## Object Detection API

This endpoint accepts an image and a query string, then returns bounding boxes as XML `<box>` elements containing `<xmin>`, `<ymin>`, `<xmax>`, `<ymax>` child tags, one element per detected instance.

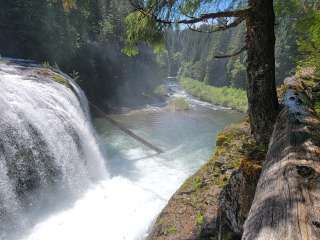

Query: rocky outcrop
<box><xmin>147</xmin><ymin>122</ymin><xmax>265</xmax><ymax>240</ymax></box>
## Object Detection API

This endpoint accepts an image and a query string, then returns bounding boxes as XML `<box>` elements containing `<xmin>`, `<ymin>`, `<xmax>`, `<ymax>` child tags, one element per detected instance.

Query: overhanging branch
<box><xmin>214</xmin><ymin>46</ymin><xmax>247</xmax><ymax>59</ymax></box>
<box><xmin>187</xmin><ymin>16</ymin><xmax>245</xmax><ymax>33</ymax></box>
<box><xmin>128</xmin><ymin>0</ymin><xmax>251</xmax><ymax>26</ymax></box>
<box><xmin>154</xmin><ymin>8</ymin><xmax>250</xmax><ymax>25</ymax></box>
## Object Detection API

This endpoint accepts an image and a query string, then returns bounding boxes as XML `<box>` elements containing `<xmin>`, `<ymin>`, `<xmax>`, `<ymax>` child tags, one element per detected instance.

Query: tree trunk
<box><xmin>242</xmin><ymin>77</ymin><xmax>320</xmax><ymax>240</ymax></box>
<box><xmin>246</xmin><ymin>0</ymin><xmax>279</xmax><ymax>146</ymax></box>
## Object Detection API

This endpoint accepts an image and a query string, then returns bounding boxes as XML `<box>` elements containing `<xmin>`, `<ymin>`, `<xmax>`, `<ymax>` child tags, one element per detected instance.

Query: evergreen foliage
<box><xmin>297</xmin><ymin>6</ymin><xmax>320</xmax><ymax>72</ymax></box>
<box><xmin>164</xmin><ymin>0</ymin><xmax>308</xmax><ymax>90</ymax></box>
<box><xmin>0</xmin><ymin>0</ymin><xmax>163</xmax><ymax>106</ymax></box>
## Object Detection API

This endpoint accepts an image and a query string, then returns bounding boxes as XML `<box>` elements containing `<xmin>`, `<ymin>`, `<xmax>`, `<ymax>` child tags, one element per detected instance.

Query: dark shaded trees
<box><xmin>0</xmin><ymin>0</ymin><xmax>163</xmax><ymax>107</ymax></box>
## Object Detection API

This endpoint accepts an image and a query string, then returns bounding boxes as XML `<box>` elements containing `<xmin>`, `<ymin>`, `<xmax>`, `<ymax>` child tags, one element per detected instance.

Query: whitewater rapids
<box><xmin>0</xmin><ymin>60</ymin><xmax>106</xmax><ymax>239</ymax></box>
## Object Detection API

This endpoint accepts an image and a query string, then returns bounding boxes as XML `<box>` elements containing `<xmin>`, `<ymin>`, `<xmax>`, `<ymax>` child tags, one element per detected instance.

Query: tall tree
<box><xmin>125</xmin><ymin>0</ymin><xmax>280</xmax><ymax>146</ymax></box>
<box><xmin>245</xmin><ymin>0</ymin><xmax>279</xmax><ymax>146</ymax></box>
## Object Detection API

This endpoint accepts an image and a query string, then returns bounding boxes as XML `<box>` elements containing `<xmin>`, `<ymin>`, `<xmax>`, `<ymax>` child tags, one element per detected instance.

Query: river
<box><xmin>20</xmin><ymin>82</ymin><xmax>243</xmax><ymax>240</ymax></box>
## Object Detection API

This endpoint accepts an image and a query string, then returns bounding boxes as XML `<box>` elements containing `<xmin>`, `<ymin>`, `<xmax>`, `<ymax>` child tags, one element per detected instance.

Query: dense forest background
<box><xmin>0</xmin><ymin>0</ymin><xmax>319</xmax><ymax>106</ymax></box>
<box><xmin>0</xmin><ymin>0</ymin><xmax>163</xmax><ymax>108</ymax></box>
<box><xmin>163</xmin><ymin>9</ymin><xmax>298</xmax><ymax>89</ymax></box>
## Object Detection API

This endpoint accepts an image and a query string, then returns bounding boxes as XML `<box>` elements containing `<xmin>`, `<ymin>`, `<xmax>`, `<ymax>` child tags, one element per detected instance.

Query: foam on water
<box><xmin>0</xmin><ymin>61</ymin><xmax>242</xmax><ymax>240</ymax></box>
<box><xmin>0</xmin><ymin>61</ymin><xmax>106</xmax><ymax>239</ymax></box>
<box><xmin>22</xmin><ymin>148</ymin><xmax>187</xmax><ymax>240</ymax></box>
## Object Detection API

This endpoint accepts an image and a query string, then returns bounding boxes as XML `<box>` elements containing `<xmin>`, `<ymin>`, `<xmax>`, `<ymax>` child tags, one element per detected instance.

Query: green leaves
<box><xmin>296</xmin><ymin>6</ymin><xmax>320</xmax><ymax>71</ymax></box>
<box><xmin>179</xmin><ymin>0</ymin><xmax>201</xmax><ymax>15</ymax></box>
<box><xmin>274</xmin><ymin>0</ymin><xmax>300</xmax><ymax>16</ymax></box>
<box><xmin>123</xmin><ymin>11</ymin><xmax>165</xmax><ymax>56</ymax></box>
<box><xmin>274</xmin><ymin>0</ymin><xmax>320</xmax><ymax>72</ymax></box>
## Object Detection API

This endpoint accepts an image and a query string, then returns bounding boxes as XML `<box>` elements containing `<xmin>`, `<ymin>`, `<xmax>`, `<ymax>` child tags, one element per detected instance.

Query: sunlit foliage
<box><xmin>124</xmin><ymin>0</ymin><xmax>248</xmax><ymax>55</ymax></box>
<box><xmin>275</xmin><ymin>0</ymin><xmax>320</xmax><ymax>72</ymax></box>
<box><xmin>297</xmin><ymin>8</ymin><xmax>320</xmax><ymax>71</ymax></box>
<box><xmin>123</xmin><ymin>12</ymin><xmax>165</xmax><ymax>56</ymax></box>
<box><xmin>180</xmin><ymin>77</ymin><xmax>248</xmax><ymax>111</ymax></box>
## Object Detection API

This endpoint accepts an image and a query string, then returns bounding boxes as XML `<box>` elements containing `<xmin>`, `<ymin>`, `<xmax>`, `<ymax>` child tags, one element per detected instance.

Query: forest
<box><xmin>0</xmin><ymin>0</ymin><xmax>163</xmax><ymax>108</ymax></box>
<box><xmin>0</xmin><ymin>0</ymin><xmax>320</xmax><ymax>240</ymax></box>
<box><xmin>1</xmin><ymin>1</ymin><xmax>318</xmax><ymax>104</ymax></box>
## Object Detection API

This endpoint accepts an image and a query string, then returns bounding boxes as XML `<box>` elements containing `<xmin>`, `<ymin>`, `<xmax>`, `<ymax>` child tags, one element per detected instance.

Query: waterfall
<box><xmin>0</xmin><ymin>60</ymin><xmax>107</xmax><ymax>239</ymax></box>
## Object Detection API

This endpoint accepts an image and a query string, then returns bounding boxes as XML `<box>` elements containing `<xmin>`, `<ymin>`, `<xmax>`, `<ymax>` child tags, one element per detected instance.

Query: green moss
<box><xmin>51</xmin><ymin>73</ymin><xmax>71</xmax><ymax>88</ymax></box>
<box><xmin>196</xmin><ymin>213</ymin><xmax>204</xmax><ymax>226</ymax></box>
<box><xmin>192</xmin><ymin>176</ymin><xmax>204</xmax><ymax>191</ymax></box>
<box><xmin>165</xmin><ymin>226</ymin><xmax>177</xmax><ymax>235</ymax></box>
<box><xmin>209</xmin><ymin>122</ymin><xmax>265</xmax><ymax>187</ymax></box>
<box><xmin>216</xmin><ymin>134</ymin><xmax>229</xmax><ymax>147</ymax></box>
<box><xmin>315</xmin><ymin>100</ymin><xmax>320</xmax><ymax>116</ymax></box>
<box><xmin>168</xmin><ymin>97</ymin><xmax>190</xmax><ymax>111</ymax></box>
<box><xmin>157</xmin><ymin>218</ymin><xmax>166</xmax><ymax>226</ymax></box>
<box><xmin>35</xmin><ymin>69</ymin><xmax>71</xmax><ymax>89</ymax></box>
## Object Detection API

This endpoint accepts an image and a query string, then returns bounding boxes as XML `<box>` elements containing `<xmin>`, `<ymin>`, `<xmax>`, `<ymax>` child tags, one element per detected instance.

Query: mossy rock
<box><xmin>239</xmin><ymin>159</ymin><xmax>262</xmax><ymax>179</ymax></box>
<box><xmin>52</xmin><ymin>73</ymin><xmax>71</xmax><ymax>88</ymax></box>
<box><xmin>34</xmin><ymin>69</ymin><xmax>71</xmax><ymax>89</ymax></box>
<box><xmin>168</xmin><ymin>97</ymin><xmax>190</xmax><ymax>111</ymax></box>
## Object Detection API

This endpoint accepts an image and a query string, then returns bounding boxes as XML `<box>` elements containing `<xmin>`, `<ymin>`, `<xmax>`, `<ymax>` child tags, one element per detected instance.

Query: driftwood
<box><xmin>242</xmin><ymin>77</ymin><xmax>320</xmax><ymax>240</ymax></box>
<box><xmin>90</xmin><ymin>103</ymin><xmax>164</xmax><ymax>154</ymax></box>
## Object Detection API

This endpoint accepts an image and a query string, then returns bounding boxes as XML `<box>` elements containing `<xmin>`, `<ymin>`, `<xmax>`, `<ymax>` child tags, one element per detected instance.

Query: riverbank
<box><xmin>179</xmin><ymin>77</ymin><xmax>247</xmax><ymax>112</ymax></box>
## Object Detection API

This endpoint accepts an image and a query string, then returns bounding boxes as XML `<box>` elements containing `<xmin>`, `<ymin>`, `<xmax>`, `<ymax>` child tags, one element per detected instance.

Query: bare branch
<box><xmin>128</xmin><ymin>0</ymin><xmax>251</xmax><ymax>26</ymax></box>
<box><xmin>214</xmin><ymin>46</ymin><xmax>247</xmax><ymax>59</ymax></box>
<box><xmin>154</xmin><ymin>8</ymin><xmax>250</xmax><ymax>25</ymax></box>
<box><xmin>187</xmin><ymin>16</ymin><xmax>245</xmax><ymax>33</ymax></box>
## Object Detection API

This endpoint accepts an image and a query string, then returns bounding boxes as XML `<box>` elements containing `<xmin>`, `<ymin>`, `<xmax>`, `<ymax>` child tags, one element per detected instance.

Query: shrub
<box><xmin>179</xmin><ymin>77</ymin><xmax>247</xmax><ymax>112</ymax></box>
<box><xmin>196</xmin><ymin>213</ymin><xmax>204</xmax><ymax>226</ymax></box>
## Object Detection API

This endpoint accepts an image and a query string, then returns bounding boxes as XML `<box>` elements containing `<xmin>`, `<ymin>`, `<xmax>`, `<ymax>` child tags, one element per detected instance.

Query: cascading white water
<box><xmin>0</xmin><ymin>60</ymin><xmax>243</xmax><ymax>240</ymax></box>
<box><xmin>0</xmin><ymin>61</ymin><xmax>107</xmax><ymax>239</ymax></box>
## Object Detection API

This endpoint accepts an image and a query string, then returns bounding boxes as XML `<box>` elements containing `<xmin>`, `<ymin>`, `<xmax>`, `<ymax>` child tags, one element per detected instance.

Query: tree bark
<box><xmin>246</xmin><ymin>0</ymin><xmax>279</xmax><ymax>146</ymax></box>
<box><xmin>242</xmin><ymin>77</ymin><xmax>320</xmax><ymax>240</ymax></box>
